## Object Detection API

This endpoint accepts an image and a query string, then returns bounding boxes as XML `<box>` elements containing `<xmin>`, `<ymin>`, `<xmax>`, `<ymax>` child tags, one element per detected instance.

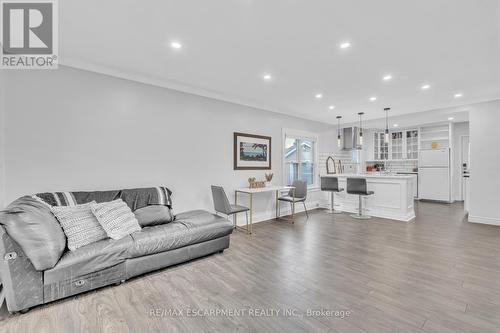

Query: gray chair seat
<box><xmin>278</xmin><ymin>196</ymin><xmax>306</xmax><ymax>202</ymax></box>
<box><xmin>44</xmin><ymin>236</ymin><xmax>134</xmax><ymax>284</ymax></box>
<box><xmin>128</xmin><ymin>210</ymin><xmax>233</xmax><ymax>258</ymax></box>
<box><xmin>230</xmin><ymin>204</ymin><xmax>249</xmax><ymax>214</ymax></box>
<box><xmin>348</xmin><ymin>190</ymin><xmax>374</xmax><ymax>195</ymax></box>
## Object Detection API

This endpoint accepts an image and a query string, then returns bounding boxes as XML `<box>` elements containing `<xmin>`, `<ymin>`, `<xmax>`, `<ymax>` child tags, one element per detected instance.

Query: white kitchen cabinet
<box><xmin>398</xmin><ymin>173</ymin><xmax>418</xmax><ymax>198</ymax></box>
<box><xmin>406</xmin><ymin>130</ymin><xmax>419</xmax><ymax>159</ymax></box>
<box><xmin>373</xmin><ymin>129</ymin><xmax>418</xmax><ymax>161</ymax></box>
<box><xmin>391</xmin><ymin>132</ymin><xmax>404</xmax><ymax>159</ymax></box>
<box><xmin>410</xmin><ymin>174</ymin><xmax>418</xmax><ymax>198</ymax></box>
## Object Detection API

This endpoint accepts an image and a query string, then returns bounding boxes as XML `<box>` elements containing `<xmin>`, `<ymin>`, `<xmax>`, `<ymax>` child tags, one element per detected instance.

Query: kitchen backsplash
<box><xmin>319</xmin><ymin>152</ymin><xmax>359</xmax><ymax>175</ymax></box>
<box><xmin>366</xmin><ymin>159</ymin><xmax>418</xmax><ymax>173</ymax></box>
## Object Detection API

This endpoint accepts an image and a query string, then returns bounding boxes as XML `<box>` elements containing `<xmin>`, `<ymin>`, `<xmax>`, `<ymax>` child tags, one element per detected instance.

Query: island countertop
<box><xmin>321</xmin><ymin>173</ymin><xmax>414</xmax><ymax>179</ymax></box>
<box><xmin>321</xmin><ymin>173</ymin><xmax>415</xmax><ymax>222</ymax></box>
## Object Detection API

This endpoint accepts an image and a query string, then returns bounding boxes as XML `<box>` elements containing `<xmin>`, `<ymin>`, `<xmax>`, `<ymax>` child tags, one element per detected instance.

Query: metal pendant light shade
<box><xmin>336</xmin><ymin>116</ymin><xmax>342</xmax><ymax>147</ymax></box>
<box><xmin>384</xmin><ymin>107</ymin><xmax>391</xmax><ymax>143</ymax></box>
<box><xmin>358</xmin><ymin>112</ymin><xmax>364</xmax><ymax>146</ymax></box>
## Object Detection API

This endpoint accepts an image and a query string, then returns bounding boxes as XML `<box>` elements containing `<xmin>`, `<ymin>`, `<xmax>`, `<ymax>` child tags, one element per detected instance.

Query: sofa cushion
<box><xmin>91</xmin><ymin>199</ymin><xmax>141</xmax><ymax>240</ymax></box>
<box><xmin>0</xmin><ymin>196</ymin><xmax>66</xmax><ymax>270</ymax></box>
<box><xmin>44</xmin><ymin>236</ymin><xmax>133</xmax><ymax>284</ymax></box>
<box><xmin>129</xmin><ymin>210</ymin><xmax>233</xmax><ymax>258</ymax></box>
<box><xmin>51</xmin><ymin>202</ymin><xmax>108</xmax><ymax>251</ymax></box>
<box><xmin>134</xmin><ymin>205</ymin><xmax>174</xmax><ymax>227</ymax></box>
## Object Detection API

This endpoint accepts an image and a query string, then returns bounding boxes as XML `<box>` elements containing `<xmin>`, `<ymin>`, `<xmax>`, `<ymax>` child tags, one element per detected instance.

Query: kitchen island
<box><xmin>322</xmin><ymin>173</ymin><xmax>416</xmax><ymax>221</ymax></box>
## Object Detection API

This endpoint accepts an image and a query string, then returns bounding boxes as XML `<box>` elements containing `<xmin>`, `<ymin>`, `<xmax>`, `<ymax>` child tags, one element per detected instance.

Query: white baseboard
<box><xmin>234</xmin><ymin>201</ymin><xmax>320</xmax><ymax>226</ymax></box>
<box><xmin>468</xmin><ymin>215</ymin><xmax>500</xmax><ymax>226</ymax></box>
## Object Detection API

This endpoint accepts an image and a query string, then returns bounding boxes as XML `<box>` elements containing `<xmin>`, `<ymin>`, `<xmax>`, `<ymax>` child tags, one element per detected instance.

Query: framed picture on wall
<box><xmin>233</xmin><ymin>132</ymin><xmax>272</xmax><ymax>170</ymax></box>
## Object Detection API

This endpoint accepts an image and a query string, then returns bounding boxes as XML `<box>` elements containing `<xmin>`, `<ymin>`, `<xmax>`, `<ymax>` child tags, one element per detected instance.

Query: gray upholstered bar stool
<box><xmin>346</xmin><ymin>178</ymin><xmax>374</xmax><ymax>219</ymax></box>
<box><xmin>320</xmin><ymin>177</ymin><xmax>344</xmax><ymax>214</ymax></box>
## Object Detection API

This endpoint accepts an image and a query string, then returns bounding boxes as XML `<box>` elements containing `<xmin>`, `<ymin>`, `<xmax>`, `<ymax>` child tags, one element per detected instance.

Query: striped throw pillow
<box><xmin>91</xmin><ymin>199</ymin><xmax>141</xmax><ymax>240</ymax></box>
<box><xmin>51</xmin><ymin>201</ymin><xmax>108</xmax><ymax>251</ymax></box>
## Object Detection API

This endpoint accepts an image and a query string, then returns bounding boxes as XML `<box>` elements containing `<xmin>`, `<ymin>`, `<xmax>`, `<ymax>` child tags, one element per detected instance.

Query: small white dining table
<box><xmin>234</xmin><ymin>185</ymin><xmax>295</xmax><ymax>234</ymax></box>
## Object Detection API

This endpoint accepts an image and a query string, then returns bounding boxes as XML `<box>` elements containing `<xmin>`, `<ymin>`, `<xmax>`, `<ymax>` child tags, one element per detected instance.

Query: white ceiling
<box><xmin>60</xmin><ymin>0</ymin><xmax>500</xmax><ymax>124</ymax></box>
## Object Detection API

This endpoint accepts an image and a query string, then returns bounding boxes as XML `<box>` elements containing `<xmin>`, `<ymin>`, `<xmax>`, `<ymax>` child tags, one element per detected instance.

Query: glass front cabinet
<box><xmin>373</xmin><ymin>129</ymin><xmax>418</xmax><ymax>160</ymax></box>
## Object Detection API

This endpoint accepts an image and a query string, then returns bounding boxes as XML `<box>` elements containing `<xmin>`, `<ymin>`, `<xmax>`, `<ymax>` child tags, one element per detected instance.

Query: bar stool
<box><xmin>320</xmin><ymin>177</ymin><xmax>344</xmax><ymax>214</ymax></box>
<box><xmin>346</xmin><ymin>178</ymin><xmax>374</xmax><ymax>219</ymax></box>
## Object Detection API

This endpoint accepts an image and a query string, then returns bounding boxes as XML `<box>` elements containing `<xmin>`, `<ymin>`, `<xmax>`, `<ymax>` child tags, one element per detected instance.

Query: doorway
<box><xmin>460</xmin><ymin>135</ymin><xmax>470</xmax><ymax>200</ymax></box>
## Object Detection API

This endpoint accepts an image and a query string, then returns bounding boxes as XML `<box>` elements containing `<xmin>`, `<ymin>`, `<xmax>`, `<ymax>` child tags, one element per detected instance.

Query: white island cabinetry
<box><xmin>322</xmin><ymin>174</ymin><xmax>415</xmax><ymax>222</ymax></box>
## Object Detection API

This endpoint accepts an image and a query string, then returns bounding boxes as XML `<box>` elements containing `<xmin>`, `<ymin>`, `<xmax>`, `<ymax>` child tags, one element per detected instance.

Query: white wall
<box><xmin>468</xmin><ymin>100</ymin><xmax>500</xmax><ymax>225</ymax></box>
<box><xmin>3</xmin><ymin>66</ymin><xmax>335</xmax><ymax>224</ymax></box>
<box><xmin>452</xmin><ymin>122</ymin><xmax>469</xmax><ymax>201</ymax></box>
<box><xmin>0</xmin><ymin>73</ymin><xmax>5</xmax><ymax>207</ymax></box>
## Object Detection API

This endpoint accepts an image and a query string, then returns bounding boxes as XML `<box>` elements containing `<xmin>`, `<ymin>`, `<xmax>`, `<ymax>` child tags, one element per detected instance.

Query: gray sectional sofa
<box><xmin>0</xmin><ymin>187</ymin><xmax>233</xmax><ymax>313</ymax></box>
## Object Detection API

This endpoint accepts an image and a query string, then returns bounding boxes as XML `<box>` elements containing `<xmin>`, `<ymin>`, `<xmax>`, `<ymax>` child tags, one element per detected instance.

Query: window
<box><xmin>283</xmin><ymin>130</ymin><xmax>317</xmax><ymax>187</ymax></box>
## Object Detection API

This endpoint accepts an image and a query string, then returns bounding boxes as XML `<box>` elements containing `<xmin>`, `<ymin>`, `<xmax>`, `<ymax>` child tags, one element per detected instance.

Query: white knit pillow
<box><xmin>91</xmin><ymin>199</ymin><xmax>141</xmax><ymax>240</ymax></box>
<box><xmin>51</xmin><ymin>201</ymin><xmax>107</xmax><ymax>251</ymax></box>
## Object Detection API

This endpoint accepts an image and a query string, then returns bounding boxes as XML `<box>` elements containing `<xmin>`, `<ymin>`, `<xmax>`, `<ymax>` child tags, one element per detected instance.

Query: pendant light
<box><xmin>336</xmin><ymin>115</ymin><xmax>342</xmax><ymax>147</ymax></box>
<box><xmin>358</xmin><ymin>112</ymin><xmax>364</xmax><ymax>146</ymax></box>
<box><xmin>384</xmin><ymin>107</ymin><xmax>390</xmax><ymax>143</ymax></box>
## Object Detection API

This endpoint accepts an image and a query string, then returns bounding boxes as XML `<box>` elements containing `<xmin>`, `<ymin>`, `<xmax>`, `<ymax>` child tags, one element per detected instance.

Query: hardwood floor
<box><xmin>2</xmin><ymin>201</ymin><xmax>500</xmax><ymax>332</ymax></box>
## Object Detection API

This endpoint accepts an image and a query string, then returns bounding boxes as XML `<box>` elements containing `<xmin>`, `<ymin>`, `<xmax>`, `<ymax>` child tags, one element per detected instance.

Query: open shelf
<box><xmin>420</xmin><ymin>137</ymin><xmax>449</xmax><ymax>142</ymax></box>
<box><xmin>419</xmin><ymin>124</ymin><xmax>451</xmax><ymax>150</ymax></box>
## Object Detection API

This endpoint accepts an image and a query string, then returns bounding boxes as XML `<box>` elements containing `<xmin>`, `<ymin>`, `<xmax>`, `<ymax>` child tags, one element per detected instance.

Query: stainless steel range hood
<box><xmin>342</xmin><ymin>127</ymin><xmax>361</xmax><ymax>150</ymax></box>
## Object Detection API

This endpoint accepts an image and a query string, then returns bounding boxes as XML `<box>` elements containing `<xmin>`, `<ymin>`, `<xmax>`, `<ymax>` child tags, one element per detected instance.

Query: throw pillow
<box><xmin>91</xmin><ymin>199</ymin><xmax>141</xmax><ymax>240</ymax></box>
<box><xmin>51</xmin><ymin>201</ymin><xmax>107</xmax><ymax>251</ymax></box>
<box><xmin>134</xmin><ymin>205</ymin><xmax>174</xmax><ymax>227</ymax></box>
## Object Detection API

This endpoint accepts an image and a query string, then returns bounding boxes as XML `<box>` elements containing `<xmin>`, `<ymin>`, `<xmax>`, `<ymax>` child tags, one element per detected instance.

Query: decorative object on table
<box><xmin>234</xmin><ymin>132</ymin><xmax>271</xmax><ymax>170</ymax></box>
<box><xmin>265</xmin><ymin>173</ymin><xmax>274</xmax><ymax>183</ymax></box>
<box><xmin>248</xmin><ymin>177</ymin><xmax>266</xmax><ymax>188</ymax></box>
<box><xmin>326</xmin><ymin>156</ymin><xmax>336</xmax><ymax>174</ymax></box>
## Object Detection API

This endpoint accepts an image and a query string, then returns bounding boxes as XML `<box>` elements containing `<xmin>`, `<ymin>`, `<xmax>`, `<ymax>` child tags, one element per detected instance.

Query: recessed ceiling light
<box><xmin>393</xmin><ymin>124</ymin><xmax>399</xmax><ymax>127</ymax></box>
<box><xmin>263</xmin><ymin>74</ymin><xmax>272</xmax><ymax>81</ymax></box>
<box><xmin>448</xmin><ymin>117</ymin><xmax>454</xmax><ymax>121</ymax></box>
<box><xmin>383</xmin><ymin>74</ymin><xmax>392</xmax><ymax>81</ymax></box>
<box><xmin>369</xmin><ymin>96</ymin><xmax>377</xmax><ymax>101</ymax></box>
<box><xmin>421</xmin><ymin>84</ymin><xmax>431</xmax><ymax>90</ymax></box>
<box><xmin>315</xmin><ymin>93</ymin><xmax>323</xmax><ymax>99</ymax></box>
<box><xmin>328</xmin><ymin>105</ymin><xmax>335</xmax><ymax>110</ymax></box>
<box><xmin>454</xmin><ymin>93</ymin><xmax>463</xmax><ymax>98</ymax></box>
<box><xmin>170</xmin><ymin>41</ymin><xmax>182</xmax><ymax>49</ymax></box>
<box><xmin>340</xmin><ymin>42</ymin><xmax>351</xmax><ymax>49</ymax></box>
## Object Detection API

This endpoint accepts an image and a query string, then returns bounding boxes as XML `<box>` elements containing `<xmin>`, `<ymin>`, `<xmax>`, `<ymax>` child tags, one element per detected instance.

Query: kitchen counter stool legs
<box><xmin>346</xmin><ymin>178</ymin><xmax>374</xmax><ymax>219</ymax></box>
